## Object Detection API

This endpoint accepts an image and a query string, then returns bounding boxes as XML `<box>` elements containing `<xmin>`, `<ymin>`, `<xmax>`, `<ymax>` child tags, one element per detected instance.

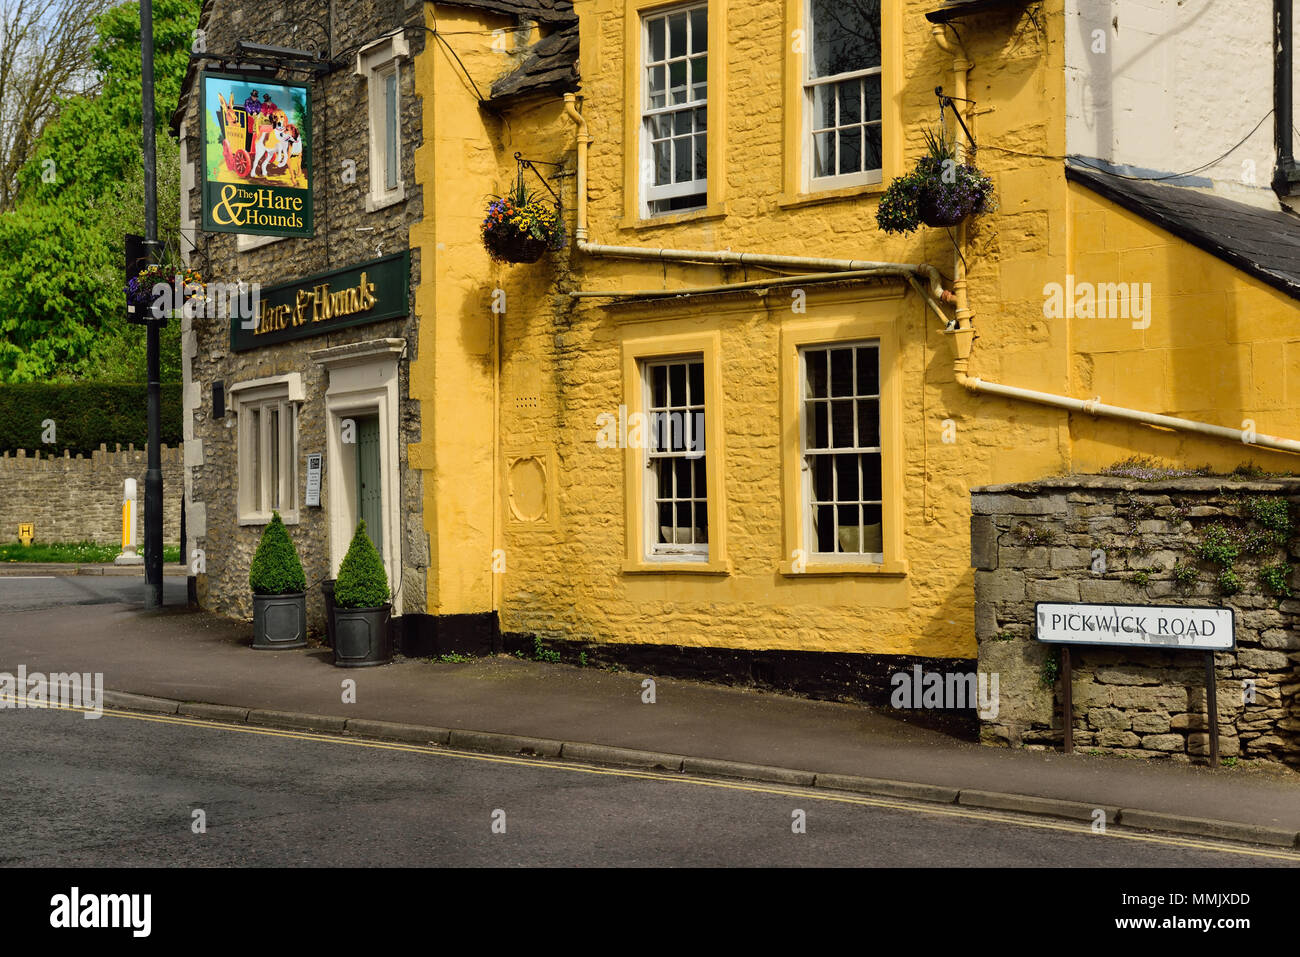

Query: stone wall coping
<box><xmin>0</xmin><ymin>444</ymin><xmax>183</xmax><ymax>471</ymax></box>
<box><xmin>972</xmin><ymin>474</ymin><xmax>1300</xmax><ymax>495</ymax></box>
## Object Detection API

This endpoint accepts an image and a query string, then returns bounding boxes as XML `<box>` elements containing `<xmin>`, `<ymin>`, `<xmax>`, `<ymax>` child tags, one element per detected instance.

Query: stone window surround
<box><xmin>355</xmin><ymin>31</ymin><xmax>410</xmax><ymax>213</ymax></box>
<box><xmin>777</xmin><ymin>296</ymin><xmax>908</xmax><ymax>577</ymax></box>
<box><xmin>777</xmin><ymin>0</ymin><xmax>902</xmax><ymax>208</ymax></box>
<box><xmin>620</xmin><ymin>328</ymin><xmax>730</xmax><ymax>576</ymax></box>
<box><xmin>309</xmin><ymin>337</ymin><xmax>406</xmax><ymax>614</ymax></box>
<box><xmin>229</xmin><ymin>372</ymin><xmax>305</xmax><ymax>526</ymax></box>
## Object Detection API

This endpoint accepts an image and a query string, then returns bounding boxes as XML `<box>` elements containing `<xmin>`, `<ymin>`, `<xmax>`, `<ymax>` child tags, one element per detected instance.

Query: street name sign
<box><xmin>1035</xmin><ymin>603</ymin><xmax>1234</xmax><ymax>650</ymax></box>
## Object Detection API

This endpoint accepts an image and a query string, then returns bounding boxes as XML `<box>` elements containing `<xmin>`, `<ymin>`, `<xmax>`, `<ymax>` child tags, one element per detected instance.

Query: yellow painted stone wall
<box><xmin>1065</xmin><ymin>184</ymin><xmax>1300</xmax><ymax>475</ymax></box>
<box><xmin>411</xmin><ymin>1</ymin><xmax>1300</xmax><ymax>661</ymax></box>
<box><xmin>410</xmin><ymin>7</ymin><xmax>580</xmax><ymax>618</ymax></box>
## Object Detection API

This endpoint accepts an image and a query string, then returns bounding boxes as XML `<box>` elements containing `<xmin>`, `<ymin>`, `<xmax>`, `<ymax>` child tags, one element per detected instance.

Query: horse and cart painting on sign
<box><xmin>200</xmin><ymin>72</ymin><xmax>313</xmax><ymax>237</ymax></box>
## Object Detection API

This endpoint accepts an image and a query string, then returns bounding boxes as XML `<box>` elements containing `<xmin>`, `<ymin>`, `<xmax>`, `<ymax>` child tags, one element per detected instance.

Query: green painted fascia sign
<box><xmin>230</xmin><ymin>252</ymin><xmax>411</xmax><ymax>351</ymax></box>
<box><xmin>200</xmin><ymin>72</ymin><xmax>313</xmax><ymax>237</ymax></box>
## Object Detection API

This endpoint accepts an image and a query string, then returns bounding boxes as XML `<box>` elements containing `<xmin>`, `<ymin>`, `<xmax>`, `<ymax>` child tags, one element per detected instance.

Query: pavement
<box><xmin>2</xmin><ymin>582</ymin><xmax>1299</xmax><ymax>849</ymax></box>
<box><xmin>0</xmin><ymin>562</ymin><xmax>189</xmax><ymax>576</ymax></box>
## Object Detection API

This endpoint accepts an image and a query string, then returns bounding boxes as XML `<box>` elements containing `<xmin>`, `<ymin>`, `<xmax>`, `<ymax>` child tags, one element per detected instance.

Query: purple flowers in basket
<box><xmin>876</xmin><ymin>127</ymin><xmax>995</xmax><ymax>234</ymax></box>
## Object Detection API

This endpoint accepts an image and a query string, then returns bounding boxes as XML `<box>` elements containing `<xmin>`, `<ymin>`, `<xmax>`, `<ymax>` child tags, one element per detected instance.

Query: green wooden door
<box><xmin>356</xmin><ymin>416</ymin><xmax>383</xmax><ymax>553</ymax></box>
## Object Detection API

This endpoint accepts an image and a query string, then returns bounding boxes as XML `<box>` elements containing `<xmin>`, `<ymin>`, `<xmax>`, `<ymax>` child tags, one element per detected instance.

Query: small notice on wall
<box><xmin>1036</xmin><ymin>603</ymin><xmax>1234</xmax><ymax>650</ymax></box>
<box><xmin>305</xmin><ymin>453</ymin><xmax>322</xmax><ymax>507</ymax></box>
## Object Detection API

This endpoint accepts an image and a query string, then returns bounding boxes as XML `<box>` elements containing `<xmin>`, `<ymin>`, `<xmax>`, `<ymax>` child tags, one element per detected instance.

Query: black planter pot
<box><xmin>251</xmin><ymin>592</ymin><xmax>308</xmax><ymax>650</ymax></box>
<box><xmin>320</xmin><ymin>579</ymin><xmax>337</xmax><ymax>648</ymax></box>
<box><xmin>483</xmin><ymin>228</ymin><xmax>547</xmax><ymax>264</ymax></box>
<box><xmin>333</xmin><ymin>603</ymin><xmax>392</xmax><ymax>667</ymax></box>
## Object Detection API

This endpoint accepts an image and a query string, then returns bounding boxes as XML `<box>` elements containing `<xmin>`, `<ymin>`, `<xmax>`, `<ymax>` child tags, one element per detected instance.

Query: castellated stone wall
<box><xmin>0</xmin><ymin>445</ymin><xmax>184</xmax><ymax>545</ymax></box>
<box><xmin>974</xmin><ymin>476</ymin><xmax>1300</xmax><ymax>767</ymax></box>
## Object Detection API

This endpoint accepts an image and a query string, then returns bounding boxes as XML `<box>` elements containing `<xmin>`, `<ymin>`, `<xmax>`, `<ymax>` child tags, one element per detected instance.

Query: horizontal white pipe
<box><xmin>569</xmin><ymin>268</ymin><xmax>916</xmax><ymax>299</ymax></box>
<box><xmin>578</xmin><ymin>240</ymin><xmax>928</xmax><ymax>275</ymax></box>
<box><xmin>956</xmin><ymin>373</ymin><xmax>1300</xmax><ymax>456</ymax></box>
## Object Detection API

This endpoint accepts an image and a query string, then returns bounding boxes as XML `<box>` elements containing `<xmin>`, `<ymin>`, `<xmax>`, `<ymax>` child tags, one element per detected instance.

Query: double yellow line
<box><xmin>7</xmin><ymin>695</ymin><xmax>1300</xmax><ymax>863</ymax></box>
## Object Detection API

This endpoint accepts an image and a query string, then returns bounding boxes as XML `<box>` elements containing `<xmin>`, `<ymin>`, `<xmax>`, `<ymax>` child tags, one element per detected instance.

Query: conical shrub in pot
<box><xmin>249</xmin><ymin>511</ymin><xmax>308</xmax><ymax>650</ymax></box>
<box><xmin>332</xmin><ymin>520</ymin><xmax>392</xmax><ymax>667</ymax></box>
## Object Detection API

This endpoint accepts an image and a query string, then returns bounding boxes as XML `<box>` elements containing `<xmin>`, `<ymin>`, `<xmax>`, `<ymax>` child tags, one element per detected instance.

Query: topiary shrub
<box><xmin>248</xmin><ymin>511</ymin><xmax>306</xmax><ymax>595</ymax></box>
<box><xmin>333</xmin><ymin>520</ymin><xmax>389</xmax><ymax>609</ymax></box>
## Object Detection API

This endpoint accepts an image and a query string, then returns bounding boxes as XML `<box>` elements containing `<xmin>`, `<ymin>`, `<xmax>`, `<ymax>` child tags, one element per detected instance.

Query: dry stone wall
<box><xmin>0</xmin><ymin>445</ymin><xmax>183</xmax><ymax>545</ymax></box>
<box><xmin>973</xmin><ymin>475</ymin><xmax>1300</xmax><ymax>767</ymax></box>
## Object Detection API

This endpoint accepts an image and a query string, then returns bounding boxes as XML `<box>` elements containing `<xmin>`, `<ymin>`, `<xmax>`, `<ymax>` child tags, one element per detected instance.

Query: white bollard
<box><xmin>114</xmin><ymin>477</ymin><xmax>143</xmax><ymax>565</ymax></box>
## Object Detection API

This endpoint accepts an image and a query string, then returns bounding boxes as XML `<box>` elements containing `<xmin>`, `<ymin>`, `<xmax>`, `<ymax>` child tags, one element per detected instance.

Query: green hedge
<box><xmin>0</xmin><ymin>383</ymin><xmax>183</xmax><ymax>456</ymax></box>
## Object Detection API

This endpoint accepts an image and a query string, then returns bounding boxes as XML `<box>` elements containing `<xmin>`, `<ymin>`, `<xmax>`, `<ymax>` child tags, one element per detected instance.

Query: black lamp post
<box><xmin>141</xmin><ymin>0</ymin><xmax>163</xmax><ymax>608</ymax></box>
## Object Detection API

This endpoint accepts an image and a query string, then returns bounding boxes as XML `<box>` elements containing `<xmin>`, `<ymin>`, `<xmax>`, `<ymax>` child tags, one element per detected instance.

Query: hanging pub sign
<box><xmin>230</xmin><ymin>251</ymin><xmax>410</xmax><ymax>351</ymax></box>
<box><xmin>200</xmin><ymin>72</ymin><xmax>313</xmax><ymax>237</ymax></box>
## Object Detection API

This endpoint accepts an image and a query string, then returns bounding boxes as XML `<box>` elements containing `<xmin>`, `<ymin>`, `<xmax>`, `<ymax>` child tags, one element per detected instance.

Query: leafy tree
<box><xmin>0</xmin><ymin>0</ymin><xmax>199</xmax><ymax>383</ymax></box>
<box><xmin>0</xmin><ymin>0</ymin><xmax>111</xmax><ymax>211</ymax></box>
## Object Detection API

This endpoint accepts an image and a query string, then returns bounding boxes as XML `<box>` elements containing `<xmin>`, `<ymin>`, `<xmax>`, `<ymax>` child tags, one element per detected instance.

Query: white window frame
<box><xmin>798</xmin><ymin>341</ymin><xmax>884</xmax><ymax>563</ymax></box>
<box><xmin>356</xmin><ymin>32</ymin><xmax>409</xmax><ymax>211</ymax></box>
<box><xmin>640</xmin><ymin>2</ymin><xmax>709</xmax><ymax>217</ymax></box>
<box><xmin>231</xmin><ymin>373</ymin><xmax>304</xmax><ymax>525</ymax></box>
<box><xmin>803</xmin><ymin>0</ymin><xmax>883</xmax><ymax>191</ymax></box>
<box><xmin>641</xmin><ymin>355</ymin><xmax>708</xmax><ymax>561</ymax></box>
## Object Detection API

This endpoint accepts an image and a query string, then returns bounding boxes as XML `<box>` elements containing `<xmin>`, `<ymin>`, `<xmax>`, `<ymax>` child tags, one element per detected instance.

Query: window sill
<box><xmin>778</xmin><ymin>558</ymin><xmax>908</xmax><ymax>577</ymax></box>
<box><xmin>239</xmin><ymin>510</ymin><xmax>300</xmax><ymax>527</ymax></box>
<box><xmin>619</xmin><ymin>202</ymin><xmax>728</xmax><ymax>232</ymax></box>
<box><xmin>365</xmin><ymin>187</ymin><xmax>406</xmax><ymax>213</ymax></box>
<box><xmin>622</xmin><ymin>558</ymin><xmax>732</xmax><ymax>576</ymax></box>
<box><xmin>777</xmin><ymin>183</ymin><xmax>885</xmax><ymax>210</ymax></box>
<box><xmin>237</xmin><ymin>234</ymin><xmax>286</xmax><ymax>253</ymax></box>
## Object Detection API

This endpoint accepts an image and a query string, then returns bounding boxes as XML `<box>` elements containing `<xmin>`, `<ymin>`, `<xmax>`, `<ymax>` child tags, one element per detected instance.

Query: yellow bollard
<box><xmin>17</xmin><ymin>523</ymin><xmax>33</xmax><ymax>546</ymax></box>
<box><xmin>114</xmin><ymin>478</ymin><xmax>143</xmax><ymax>566</ymax></box>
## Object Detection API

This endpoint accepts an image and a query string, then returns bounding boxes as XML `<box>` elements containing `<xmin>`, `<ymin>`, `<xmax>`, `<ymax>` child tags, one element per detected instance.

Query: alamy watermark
<box><xmin>890</xmin><ymin>666</ymin><xmax>999</xmax><ymax>719</ymax></box>
<box><xmin>148</xmin><ymin>274</ymin><xmax>262</xmax><ymax>325</ymax></box>
<box><xmin>1043</xmin><ymin>275</ymin><xmax>1151</xmax><ymax>329</ymax></box>
<box><xmin>595</xmin><ymin>405</ymin><xmax>705</xmax><ymax>456</ymax></box>
<box><xmin>0</xmin><ymin>666</ymin><xmax>103</xmax><ymax>718</ymax></box>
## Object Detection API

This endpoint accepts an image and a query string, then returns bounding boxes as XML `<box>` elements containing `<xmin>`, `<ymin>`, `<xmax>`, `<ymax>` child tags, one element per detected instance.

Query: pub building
<box><xmin>174</xmin><ymin>0</ymin><xmax>581</xmax><ymax>648</ymax></box>
<box><xmin>174</xmin><ymin>0</ymin><xmax>1300</xmax><ymax>741</ymax></box>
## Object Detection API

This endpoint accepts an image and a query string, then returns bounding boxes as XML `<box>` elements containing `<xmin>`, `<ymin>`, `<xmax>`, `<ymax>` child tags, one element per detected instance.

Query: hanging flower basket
<box><xmin>482</xmin><ymin>211</ymin><xmax>549</xmax><ymax>263</ymax></box>
<box><xmin>125</xmin><ymin>264</ymin><xmax>207</xmax><ymax>320</ymax></box>
<box><xmin>481</xmin><ymin>176</ymin><xmax>565</xmax><ymax>265</ymax></box>
<box><xmin>876</xmin><ymin>127</ymin><xmax>995</xmax><ymax>234</ymax></box>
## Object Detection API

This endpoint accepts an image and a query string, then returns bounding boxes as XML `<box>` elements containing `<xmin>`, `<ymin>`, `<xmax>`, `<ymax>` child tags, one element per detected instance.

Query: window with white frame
<box><xmin>356</xmin><ymin>33</ymin><xmax>408</xmax><ymax>209</ymax></box>
<box><xmin>805</xmin><ymin>0</ymin><xmax>882</xmax><ymax>189</ymax></box>
<box><xmin>800</xmin><ymin>342</ymin><xmax>883</xmax><ymax>560</ymax></box>
<box><xmin>379</xmin><ymin>64</ymin><xmax>400</xmax><ymax>192</ymax></box>
<box><xmin>642</xmin><ymin>356</ymin><xmax>708</xmax><ymax>559</ymax></box>
<box><xmin>642</xmin><ymin>3</ymin><xmax>708</xmax><ymax>216</ymax></box>
<box><xmin>235</xmin><ymin>384</ymin><xmax>300</xmax><ymax>523</ymax></box>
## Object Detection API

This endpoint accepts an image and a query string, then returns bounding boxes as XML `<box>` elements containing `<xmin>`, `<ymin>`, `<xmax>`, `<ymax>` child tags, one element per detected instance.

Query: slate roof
<box><xmin>1066</xmin><ymin>162</ymin><xmax>1300</xmax><ymax>301</ymax></box>
<box><xmin>489</xmin><ymin>21</ymin><xmax>579</xmax><ymax>100</ymax></box>
<box><xmin>924</xmin><ymin>0</ymin><xmax>1033</xmax><ymax>23</ymax></box>
<box><xmin>441</xmin><ymin>0</ymin><xmax>576</xmax><ymax>26</ymax></box>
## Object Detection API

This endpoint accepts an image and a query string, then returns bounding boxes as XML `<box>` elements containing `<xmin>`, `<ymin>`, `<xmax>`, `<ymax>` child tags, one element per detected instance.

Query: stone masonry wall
<box><xmin>180</xmin><ymin>0</ymin><xmax>427</xmax><ymax>631</ymax></box>
<box><xmin>974</xmin><ymin>476</ymin><xmax>1300</xmax><ymax>767</ymax></box>
<box><xmin>0</xmin><ymin>445</ymin><xmax>183</xmax><ymax>545</ymax></box>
